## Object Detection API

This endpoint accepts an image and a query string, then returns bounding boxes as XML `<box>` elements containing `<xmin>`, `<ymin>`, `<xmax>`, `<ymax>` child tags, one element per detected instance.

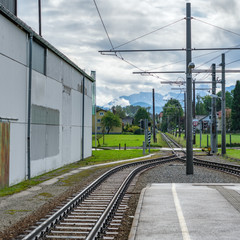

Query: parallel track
<box><xmin>19</xmin><ymin>155</ymin><xmax>177</xmax><ymax>240</ymax></box>
<box><xmin>161</xmin><ymin>132</ymin><xmax>240</xmax><ymax>177</ymax></box>
<box><xmin>18</xmin><ymin>134</ymin><xmax>240</xmax><ymax>239</ymax></box>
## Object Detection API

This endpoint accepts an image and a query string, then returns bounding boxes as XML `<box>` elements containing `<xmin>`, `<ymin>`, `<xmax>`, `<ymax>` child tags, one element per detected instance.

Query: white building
<box><xmin>0</xmin><ymin>5</ymin><xmax>94</xmax><ymax>188</ymax></box>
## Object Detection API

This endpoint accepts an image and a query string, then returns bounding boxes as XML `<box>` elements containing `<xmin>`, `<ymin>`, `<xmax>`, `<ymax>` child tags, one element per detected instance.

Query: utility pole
<box><xmin>38</xmin><ymin>0</ymin><xmax>42</xmax><ymax>36</ymax></box>
<box><xmin>186</xmin><ymin>2</ymin><xmax>193</xmax><ymax>174</ymax></box>
<box><xmin>193</xmin><ymin>78</ymin><xmax>196</xmax><ymax>144</ymax></box>
<box><xmin>91</xmin><ymin>71</ymin><xmax>97</xmax><ymax>148</ymax></box>
<box><xmin>152</xmin><ymin>88</ymin><xmax>156</xmax><ymax>142</ymax></box>
<box><xmin>221</xmin><ymin>54</ymin><xmax>226</xmax><ymax>155</ymax></box>
<box><xmin>211</xmin><ymin>64</ymin><xmax>217</xmax><ymax>153</ymax></box>
<box><xmin>184</xmin><ymin>92</ymin><xmax>186</xmax><ymax>139</ymax></box>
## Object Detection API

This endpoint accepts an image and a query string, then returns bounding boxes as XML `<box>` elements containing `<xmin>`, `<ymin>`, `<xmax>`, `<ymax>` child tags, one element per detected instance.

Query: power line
<box><xmin>193</xmin><ymin>17</ymin><xmax>240</xmax><ymax>38</ymax></box>
<box><xmin>93</xmin><ymin>0</ymin><xmax>115</xmax><ymax>51</ymax></box>
<box><xmin>114</xmin><ymin>18</ymin><xmax>185</xmax><ymax>49</ymax></box>
<box><xmin>226</xmin><ymin>58</ymin><xmax>240</xmax><ymax>66</ymax></box>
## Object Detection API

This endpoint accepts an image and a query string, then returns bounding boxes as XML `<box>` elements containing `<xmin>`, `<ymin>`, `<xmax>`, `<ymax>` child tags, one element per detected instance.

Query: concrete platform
<box><xmin>129</xmin><ymin>183</ymin><xmax>240</xmax><ymax>240</ymax></box>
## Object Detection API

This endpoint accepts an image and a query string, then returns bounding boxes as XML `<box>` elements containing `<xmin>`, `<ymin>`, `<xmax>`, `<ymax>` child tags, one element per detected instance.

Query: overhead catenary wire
<box><xmin>226</xmin><ymin>58</ymin><xmax>240</xmax><ymax>66</ymax></box>
<box><xmin>93</xmin><ymin>0</ymin><xmax>115</xmax><ymax>51</ymax></box>
<box><xmin>193</xmin><ymin>17</ymin><xmax>240</xmax><ymax>38</ymax></box>
<box><xmin>114</xmin><ymin>18</ymin><xmax>185</xmax><ymax>50</ymax></box>
<box><xmin>94</xmin><ymin>2</ymin><xmax>240</xmax><ymax>83</ymax></box>
<box><xmin>93</xmin><ymin>0</ymin><xmax>171</xmax><ymax>81</ymax></box>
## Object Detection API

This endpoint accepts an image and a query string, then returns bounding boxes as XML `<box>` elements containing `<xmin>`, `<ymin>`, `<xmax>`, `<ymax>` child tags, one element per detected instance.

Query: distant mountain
<box><xmin>226</xmin><ymin>85</ymin><xmax>235</xmax><ymax>92</ymax></box>
<box><xmin>120</xmin><ymin>91</ymin><xmax>183</xmax><ymax>114</ymax></box>
<box><xmin>101</xmin><ymin>85</ymin><xmax>235</xmax><ymax>114</ymax></box>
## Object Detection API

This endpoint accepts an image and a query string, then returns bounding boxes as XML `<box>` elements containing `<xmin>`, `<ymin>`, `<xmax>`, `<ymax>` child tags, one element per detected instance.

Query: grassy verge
<box><xmin>93</xmin><ymin>133</ymin><xmax>165</xmax><ymax>148</ymax></box>
<box><xmin>225</xmin><ymin>149</ymin><xmax>240</xmax><ymax>159</ymax></box>
<box><xmin>166</xmin><ymin>133</ymin><xmax>186</xmax><ymax>147</ymax></box>
<box><xmin>193</xmin><ymin>133</ymin><xmax>240</xmax><ymax>148</ymax></box>
<box><xmin>166</xmin><ymin>133</ymin><xmax>240</xmax><ymax>160</ymax></box>
<box><xmin>92</xmin><ymin>134</ymin><xmax>145</xmax><ymax>147</ymax></box>
<box><xmin>0</xmin><ymin>149</ymin><xmax>157</xmax><ymax>197</ymax></box>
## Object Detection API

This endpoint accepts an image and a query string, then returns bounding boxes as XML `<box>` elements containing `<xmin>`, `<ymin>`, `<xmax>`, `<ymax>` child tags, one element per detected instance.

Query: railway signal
<box><xmin>139</xmin><ymin>119</ymin><xmax>144</xmax><ymax>129</ymax></box>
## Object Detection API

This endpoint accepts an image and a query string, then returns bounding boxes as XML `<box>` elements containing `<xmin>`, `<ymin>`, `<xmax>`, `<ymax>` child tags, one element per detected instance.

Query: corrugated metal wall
<box><xmin>0</xmin><ymin>122</ymin><xmax>10</xmax><ymax>188</ymax></box>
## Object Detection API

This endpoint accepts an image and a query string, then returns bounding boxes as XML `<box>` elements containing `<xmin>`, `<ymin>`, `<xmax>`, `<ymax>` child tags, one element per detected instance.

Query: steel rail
<box><xmin>22</xmin><ymin>155</ymin><xmax>175</xmax><ymax>239</ymax></box>
<box><xmin>86</xmin><ymin>156</ymin><xmax>178</xmax><ymax>239</ymax></box>
<box><xmin>161</xmin><ymin>133</ymin><xmax>186</xmax><ymax>155</ymax></box>
<box><xmin>162</xmin><ymin>132</ymin><xmax>240</xmax><ymax>177</ymax></box>
<box><xmin>193</xmin><ymin>158</ymin><xmax>240</xmax><ymax>176</ymax></box>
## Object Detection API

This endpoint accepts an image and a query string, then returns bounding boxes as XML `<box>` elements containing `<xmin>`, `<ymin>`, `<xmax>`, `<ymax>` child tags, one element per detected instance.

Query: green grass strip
<box><xmin>0</xmin><ymin>149</ymin><xmax>156</xmax><ymax>197</ymax></box>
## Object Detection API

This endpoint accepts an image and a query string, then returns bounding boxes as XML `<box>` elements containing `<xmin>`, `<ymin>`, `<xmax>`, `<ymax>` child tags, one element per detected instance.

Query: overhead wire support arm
<box><xmin>133</xmin><ymin>69</ymin><xmax>240</xmax><ymax>74</ymax></box>
<box><xmin>99</xmin><ymin>47</ymin><xmax>240</xmax><ymax>55</ymax></box>
<box><xmin>99</xmin><ymin>48</ymin><xmax>186</xmax><ymax>54</ymax></box>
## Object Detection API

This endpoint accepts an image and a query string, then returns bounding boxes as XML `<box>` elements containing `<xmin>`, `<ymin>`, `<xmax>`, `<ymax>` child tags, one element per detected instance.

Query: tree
<box><xmin>124</xmin><ymin>105</ymin><xmax>141</xmax><ymax>117</ymax></box>
<box><xmin>161</xmin><ymin>98</ymin><xmax>183</xmax><ymax>132</ymax></box>
<box><xmin>101</xmin><ymin>111</ymin><xmax>121</xmax><ymax>134</ymax></box>
<box><xmin>231</xmin><ymin>80</ymin><xmax>240</xmax><ymax>131</ymax></box>
<box><xmin>216</xmin><ymin>91</ymin><xmax>233</xmax><ymax>111</ymax></box>
<box><xmin>112</xmin><ymin>105</ymin><xmax>126</xmax><ymax>118</ymax></box>
<box><xmin>195</xmin><ymin>94</ymin><xmax>206</xmax><ymax>115</ymax></box>
<box><xmin>134</xmin><ymin>107</ymin><xmax>150</xmax><ymax>125</ymax></box>
<box><xmin>202</xmin><ymin>95</ymin><xmax>212</xmax><ymax>114</ymax></box>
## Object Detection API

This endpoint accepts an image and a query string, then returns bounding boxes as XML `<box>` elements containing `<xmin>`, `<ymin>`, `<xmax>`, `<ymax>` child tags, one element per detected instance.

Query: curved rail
<box><xmin>162</xmin><ymin>132</ymin><xmax>240</xmax><ymax>177</ymax></box>
<box><xmin>22</xmin><ymin>155</ymin><xmax>177</xmax><ymax>240</ymax></box>
<box><xmin>161</xmin><ymin>132</ymin><xmax>186</xmax><ymax>155</ymax></box>
<box><xmin>86</xmin><ymin>156</ymin><xmax>177</xmax><ymax>239</ymax></box>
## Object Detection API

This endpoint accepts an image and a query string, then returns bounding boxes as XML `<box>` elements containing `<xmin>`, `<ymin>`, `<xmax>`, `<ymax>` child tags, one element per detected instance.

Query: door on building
<box><xmin>0</xmin><ymin>122</ymin><xmax>10</xmax><ymax>188</ymax></box>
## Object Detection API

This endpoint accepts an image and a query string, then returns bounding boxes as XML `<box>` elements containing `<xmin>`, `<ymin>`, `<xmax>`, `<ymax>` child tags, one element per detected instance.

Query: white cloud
<box><xmin>17</xmin><ymin>0</ymin><xmax>240</xmax><ymax>106</ymax></box>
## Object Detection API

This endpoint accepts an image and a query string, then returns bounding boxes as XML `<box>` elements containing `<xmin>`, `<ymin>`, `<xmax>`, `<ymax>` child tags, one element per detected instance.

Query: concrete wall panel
<box><xmin>9</xmin><ymin>123</ymin><xmax>26</xmax><ymax>185</ymax></box>
<box><xmin>71</xmin><ymin>126</ymin><xmax>81</xmax><ymax>162</ymax></box>
<box><xmin>47</xmin><ymin>50</ymin><xmax>62</xmax><ymax>83</ymax></box>
<box><xmin>1</xmin><ymin>12</ymin><xmax>93</xmax><ymax>186</ymax></box>
<box><xmin>32</xmin><ymin>71</ymin><xmax>47</xmax><ymax>107</ymax></box>
<box><xmin>71</xmin><ymin>90</ymin><xmax>81</xmax><ymax>126</ymax></box>
<box><xmin>62</xmin><ymin>62</ymin><xmax>72</xmax><ymax>88</ymax></box>
<box><xmin>72</xmin><ymin>68</ymin><xmax>83</xmax><ymax>91</ymax></box>
<box><xmin>0</xmin><ymin>55</ymin><xmax>27</xmax><ymax>122</ymax></box>
<box><xmin>0</xmin><ymin>15</ymin><xmax>27</xmax><ymax>65</ymax></box>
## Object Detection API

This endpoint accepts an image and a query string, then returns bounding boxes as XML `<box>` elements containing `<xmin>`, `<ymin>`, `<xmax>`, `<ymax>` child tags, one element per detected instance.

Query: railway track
<box><xmin>17</xmin><ymin>134</ymin><xmax>239</xmax><ymax>239</ymax></box>
<box><xmin>18</xmin><ymin>155</ymin><xmax>177</xmax><ymax>240</ymax></box>
<box><xmin>161</xmin><ymin>132</ymin><xmax>240</xmax><ymax>177</ymax></box>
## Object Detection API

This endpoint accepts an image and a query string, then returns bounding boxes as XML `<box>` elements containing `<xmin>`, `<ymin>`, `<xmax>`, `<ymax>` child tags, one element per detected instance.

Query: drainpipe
<box><xmin>27</xmin><ymin>33</ymin><xmax>33</xmax><ymax>180</ymax></box>
<box><xmin>81</xmin><ymin>76</ymin><xmax>85</xmax><ymax>160</ymax></box>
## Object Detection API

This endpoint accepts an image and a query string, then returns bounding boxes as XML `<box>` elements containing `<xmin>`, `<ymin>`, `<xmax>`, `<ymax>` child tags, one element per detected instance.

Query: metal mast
<box><xmin>211</xmin><ymin>64</ymin><xmax>217</xmax><ymax>153</ymax></box>
<box><xmin>221</xmin><ymin>54</ymin><xmax>226</xmax><ymax>155</ymax></box>
<box><xmin>186</xmin><ymin>2</ymin><xmax>193</xmax><ymax>174</ymax></box>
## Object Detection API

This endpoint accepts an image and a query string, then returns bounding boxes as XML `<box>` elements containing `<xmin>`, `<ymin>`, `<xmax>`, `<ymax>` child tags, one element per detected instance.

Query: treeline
<box><xmin>97</xmin><ymin>105</ymin><xmax>151</xmax><ymax>134</ymax></box>
<box><xmin>196</xmin><ymin>80</ymin><xmax>240</xmax><ymax>131</ymax></box>
<box><xmin>161</xmin><ymin>80</ymin><xmax>240</xmax><ymax>132</ymax></box>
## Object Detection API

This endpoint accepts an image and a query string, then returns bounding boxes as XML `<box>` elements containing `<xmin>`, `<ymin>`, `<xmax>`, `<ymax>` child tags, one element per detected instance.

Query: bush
<box><xmin>134</xmin><ymin>127</ymin><xmax>142</xmax><ymax>135</ymax></box>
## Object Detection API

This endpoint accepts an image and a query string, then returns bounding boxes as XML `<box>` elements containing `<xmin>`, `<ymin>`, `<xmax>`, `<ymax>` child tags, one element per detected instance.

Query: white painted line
<box><xmin>172</xmin><ymin>183</ymin><xmax>191</xmax><ymax>240</ymax></box>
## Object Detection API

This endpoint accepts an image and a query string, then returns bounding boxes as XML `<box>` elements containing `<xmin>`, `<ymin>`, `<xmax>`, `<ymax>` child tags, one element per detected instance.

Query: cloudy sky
<box><xmin>17</xmin><ymin>0</ymin><xmax>240</xmax><ymax>106</ymax></box>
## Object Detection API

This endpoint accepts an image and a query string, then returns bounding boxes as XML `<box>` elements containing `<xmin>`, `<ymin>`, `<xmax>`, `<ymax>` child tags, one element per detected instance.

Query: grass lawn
<box><xmin>225</xmin><ymin>149</ymin><xmax>240</xmax><ymax>159</ymax></box>
<box><xmin>92</xmin><ymin>134</ymin><xmax>145</xmax><ymax>147</ymax></box>
<box><xmin>92</xmin><ymin>134</ymin><xmax>164</xmax><ymax>147</ymax></box>
<box><xmin>193</xmin><ymin>133</ymin><xmax>240</xmax><ymax>148</ymax></box>
<box><xmin>167</xmin><ymin>133</ymin><xmax>240</xmax><ymax>149</ymax></box>
<box><xmin>90</xmin><ymin>149</ymin><xmax>156</xmax><ymax>163</ymax></box>
<box><xmin>167</xmin><ymin>133</ymin><xmax>240</xmax><ymax>159</ymax></box>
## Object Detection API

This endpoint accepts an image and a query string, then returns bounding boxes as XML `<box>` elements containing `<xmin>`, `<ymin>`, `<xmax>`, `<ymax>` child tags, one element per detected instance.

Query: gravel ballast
<box><xmin>116</xmin><ymin>156</ymin><xmax>240</xmax><ymax>240</ymax></box>
<box><xmin>0</xmin><ymin>152</ymin><xmax>239</xmax><ymax>239</ymax></box>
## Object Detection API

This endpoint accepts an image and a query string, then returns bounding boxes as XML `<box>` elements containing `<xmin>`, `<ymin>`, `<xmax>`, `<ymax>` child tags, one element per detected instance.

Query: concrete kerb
<box><xmin>128</xmin><ymin>185</ymin><xmax>149</xmax><ymax>240</ymax></box>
